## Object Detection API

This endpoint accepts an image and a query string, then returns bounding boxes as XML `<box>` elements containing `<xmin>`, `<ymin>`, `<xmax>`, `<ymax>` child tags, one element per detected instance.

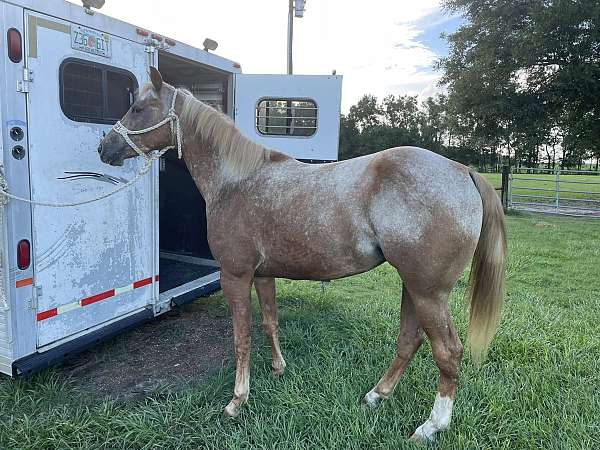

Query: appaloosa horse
<box><xmin>98</xmin><ymin>67</ymin><xmax>506</xmax><ymax>442</ymax></box>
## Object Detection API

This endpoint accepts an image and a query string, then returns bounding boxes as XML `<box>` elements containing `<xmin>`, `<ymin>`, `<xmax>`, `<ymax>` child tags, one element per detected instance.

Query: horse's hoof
<box><xmin>409</xmin><ymin>424</ymin><xmax>436</xmax><ymax>443</ymax></box>
<box><xmin>272</xmin><ymin>362</ymin><xmax>286</xmax><ymax>377</ymax></box>
<box><xmin>362</xmin><ymin>389</ymin><xmax>382</xmax><ymax>408</ymax></box>
<box><xmin>224</xmin><ymin>401</ymin><xmax>240</xmax><ymax>418</ymax></box>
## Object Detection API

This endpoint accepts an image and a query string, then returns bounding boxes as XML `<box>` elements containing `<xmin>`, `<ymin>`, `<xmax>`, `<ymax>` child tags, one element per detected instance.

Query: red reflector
<box><xmin>136</xmin><ymin>28</ymin><xmax>150</xmax><ymax>37</ymax></box>
<box><xmin>165</xmin><ymin>38</ymin><xmax>176</xmax><ymax>46</ymax></box>
<box><xmin>17</xmin><ymin>239</ymin><xmax>30</xmax><ymax>270</ymax></box>
<box><xmin>133</xmin><ymin>277</ymin><xmax>153</xmax><ymax>289</ymax></box>
<box><xmin>233</xmin><ymin>62</ymin><xmax>241</xmax><ymax>69</ymax></box>
<box><xmin>151</xmin><ymin>33</ymin><xmax>163</xmax><ymax>42</ymax></box>
<box><xmin>7</xmin><ymin>28</ymin><xmax>22</xmax><ymax>63</ymax></box>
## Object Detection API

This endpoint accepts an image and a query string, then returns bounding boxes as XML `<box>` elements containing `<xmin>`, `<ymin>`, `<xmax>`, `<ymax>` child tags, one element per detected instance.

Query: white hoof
<box><xmin>409</xmin><ymin>420</ymin><xmax>437</xmax><ymax>442</ymax></box>
<box><xmin>224</xmin><ymin>400</ymin><xmax>240</xmax><ymax>418</ymax></box>
<box><xmin>362</xmin><ymin>389</ymin><xmax>383</xmax><ymax>408</ymax></box>
<box><xmin>272</xmin><ymin>359</ymin><xmax>286</xmax><ymax>377</ymax></box>
<box><xmin>410</xmin><ymin>393</ymin><xmax>454</xmax><ymax>442</ymax></box>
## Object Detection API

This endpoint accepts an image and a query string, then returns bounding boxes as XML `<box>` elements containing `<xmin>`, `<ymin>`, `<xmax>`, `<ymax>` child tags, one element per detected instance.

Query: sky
<box><xmin>67</xmin><ymin>0</ymin><xmax>462</xmax><ymax>111</ymax></box>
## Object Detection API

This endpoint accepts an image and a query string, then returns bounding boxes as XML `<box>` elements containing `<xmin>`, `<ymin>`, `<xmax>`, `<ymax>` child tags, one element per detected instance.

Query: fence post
<box><xmin>501</xmin><ymin>165</ymin><xmax>510</xmax><ymax>213</ymax></box>
<box><xmin>555</xmin><ymin>169</ymin><xmax>560</xmax><ymax>213</ymax></box>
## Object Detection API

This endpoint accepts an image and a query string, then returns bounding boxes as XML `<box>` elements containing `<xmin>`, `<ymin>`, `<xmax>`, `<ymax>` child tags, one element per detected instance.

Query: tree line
<box><xmin>339</xmin><ymin>0</ymin><xmax>600</xmax><ymax>172</ymax></box>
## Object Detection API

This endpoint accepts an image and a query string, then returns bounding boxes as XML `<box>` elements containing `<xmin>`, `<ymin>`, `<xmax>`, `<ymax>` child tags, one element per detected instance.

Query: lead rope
<box><xmin>0</xmin><ymin>88</ymin><xmax>182</xmax><ymax>208</ymax></box>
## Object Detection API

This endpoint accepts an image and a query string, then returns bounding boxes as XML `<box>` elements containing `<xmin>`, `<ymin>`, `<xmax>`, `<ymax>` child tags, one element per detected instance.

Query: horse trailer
<box><xmin>0</xmin><ymin>0</ymin><xmax>342</xmax><ymax>376</ymax></box>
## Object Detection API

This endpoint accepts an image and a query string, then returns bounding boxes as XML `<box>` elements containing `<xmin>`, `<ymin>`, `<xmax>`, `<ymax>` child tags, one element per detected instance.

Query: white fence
<box><xmin>508</xmin><ymin>167</ymin><xmax>600</xmax><ymax>217</ymax></box>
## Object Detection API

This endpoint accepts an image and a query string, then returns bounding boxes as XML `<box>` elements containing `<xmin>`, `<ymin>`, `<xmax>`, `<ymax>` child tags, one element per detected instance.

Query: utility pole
<box><xmin>287</xmin><ymin>0</ymin><xmax>306</xmax><ymax>74</ymax></box>
<box><xmin>287</xmin><ymin>0</ymin><xmax>294</xmax><ymax>74</ymax></box>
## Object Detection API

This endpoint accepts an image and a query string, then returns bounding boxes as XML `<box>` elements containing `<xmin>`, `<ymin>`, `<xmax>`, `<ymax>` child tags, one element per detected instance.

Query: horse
<box><xmin>98</xmin><ymin>67</ymin><xmax>506</xmax><ymax>442</ymax></box>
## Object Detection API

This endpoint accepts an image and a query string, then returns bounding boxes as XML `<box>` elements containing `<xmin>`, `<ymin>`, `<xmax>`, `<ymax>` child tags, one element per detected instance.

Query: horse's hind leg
<box><xmin>363</xmin><ymin>284</ymin><xmax>423</xmax><ymax>407</ymax></box>
<box><xmin>407</xmin><ymin>288</ymin><xmax>464</xmax><ymax>442</ymax></box>
<box><xmin>255</xmin><ymin>277</ymin><xmax>286</xmax><ymax>376</ymax></box>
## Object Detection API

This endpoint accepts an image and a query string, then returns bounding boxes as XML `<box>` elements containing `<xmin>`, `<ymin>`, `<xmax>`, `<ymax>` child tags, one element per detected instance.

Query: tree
<box><xmin>347</xmin><ymin>95</ymin><xmax>381</xmax><ymax>131</ymax></box>
<box><xmin>439</xmin><ymin>0</ymin><xmax>600</xmax><ymax>168</ymax></box>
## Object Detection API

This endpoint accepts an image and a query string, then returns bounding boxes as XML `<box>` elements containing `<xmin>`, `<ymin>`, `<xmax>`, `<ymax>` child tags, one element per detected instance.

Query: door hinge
<box><xmin>17</xmin><ymin>68</ymin><xmax>33</xmax><ymax>93</ymax></box>
<box><xmin>28</xmin><ymin>285</ymin><xmax>41</xmax><ymax>310</ymax></box>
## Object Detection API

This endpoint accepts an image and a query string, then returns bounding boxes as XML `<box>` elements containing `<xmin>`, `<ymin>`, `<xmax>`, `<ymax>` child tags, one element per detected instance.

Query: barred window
<box><xmin>256</xmin><ymin>99</ymin><xmax>317</xmax><ymax>137</ymax></box>
<box><xmin>60</xmin><ymin>58</ymin><xmax>137</xmax><ymax>124</ymax></box>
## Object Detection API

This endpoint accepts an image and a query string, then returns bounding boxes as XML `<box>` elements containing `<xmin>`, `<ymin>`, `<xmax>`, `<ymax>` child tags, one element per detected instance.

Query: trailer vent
<box><xmin>7</xmin><ymin>28</ymin><xmax>23</xmax><ymax>63</ymax></box>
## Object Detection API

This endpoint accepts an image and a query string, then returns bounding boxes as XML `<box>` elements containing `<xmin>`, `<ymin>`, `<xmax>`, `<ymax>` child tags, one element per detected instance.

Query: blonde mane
<box><xmin>179</xmin><ymin>90</ymin><xmax>270</xmax><ymax>181</ymax></box>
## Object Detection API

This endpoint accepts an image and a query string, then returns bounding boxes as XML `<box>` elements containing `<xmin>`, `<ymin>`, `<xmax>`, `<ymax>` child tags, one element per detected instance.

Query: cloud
<box><xmin>65</xmin><ymin>0</ymin><xmax>459</xmax><ymax>110</ymax></box>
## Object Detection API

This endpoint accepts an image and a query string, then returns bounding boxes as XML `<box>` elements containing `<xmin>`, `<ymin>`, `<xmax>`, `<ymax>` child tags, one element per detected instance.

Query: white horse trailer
<box><xmin>0</xmin><ymin>0</ymin><xmax>342</xmax><ymax>376</ymax></box>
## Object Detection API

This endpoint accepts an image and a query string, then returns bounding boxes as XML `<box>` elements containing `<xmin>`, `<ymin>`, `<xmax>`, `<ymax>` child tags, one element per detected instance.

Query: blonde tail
<box><xmin>467</xmin><ymin>171</ymin><xmax>507</xmax><ymax>365</ymax></box>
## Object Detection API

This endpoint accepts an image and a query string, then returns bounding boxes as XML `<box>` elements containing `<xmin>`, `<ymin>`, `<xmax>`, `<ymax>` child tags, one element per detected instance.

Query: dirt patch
<box><xmin>58</xmin><ymin>299</ymin><xmax>236</xmax><ymax>400</ymax></box>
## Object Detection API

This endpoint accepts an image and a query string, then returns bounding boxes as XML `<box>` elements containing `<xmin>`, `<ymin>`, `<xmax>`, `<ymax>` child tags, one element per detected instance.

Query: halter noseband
<box><xmin>112</xmin><ymin>87</ymin><xmax>183</xmax><ymax>162</ymax></box>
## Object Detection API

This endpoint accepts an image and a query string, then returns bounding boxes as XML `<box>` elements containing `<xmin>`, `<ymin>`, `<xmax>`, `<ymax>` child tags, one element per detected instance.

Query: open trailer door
<box><xmin>234</xmin><ymin>74</ymin><xmax>342</xmax><ymax>161</ymax></box>
<box><xmin>24</xmin><ymin>10</ymin><xmax>156</xmax><ymax>348</ymax></box>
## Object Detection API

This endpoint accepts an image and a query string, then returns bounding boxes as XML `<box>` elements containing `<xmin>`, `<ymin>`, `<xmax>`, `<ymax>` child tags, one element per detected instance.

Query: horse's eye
<box><xmin>132</xmin><ymin>105</ymin><xmax>143</xmax><ymax>114</ymax></box>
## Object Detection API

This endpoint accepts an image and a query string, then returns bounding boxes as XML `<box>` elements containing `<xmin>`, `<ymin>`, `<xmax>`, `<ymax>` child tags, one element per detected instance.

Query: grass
<box><xmin>1</xmin><ymin>214</ymin><xmax>599</xmax><ymax>449</ymax></box>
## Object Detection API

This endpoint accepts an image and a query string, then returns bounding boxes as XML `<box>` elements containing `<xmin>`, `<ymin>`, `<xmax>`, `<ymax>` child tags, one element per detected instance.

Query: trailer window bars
<box><xmin>59</xmin><ymin>58</ymin><xmax>138</xmax><ymax>125</ymax></box>
<box><xmin>256</xmin><ymin>98</ymin><xmax>317</xmax><ymax>137</ymax></box>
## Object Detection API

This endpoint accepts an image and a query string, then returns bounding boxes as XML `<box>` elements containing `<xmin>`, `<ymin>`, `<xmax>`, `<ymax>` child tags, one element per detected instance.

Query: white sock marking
<box><xmin>411</xmin><ymin>393</ymin><xmax>454</xmax><ymax>441</ymax></box>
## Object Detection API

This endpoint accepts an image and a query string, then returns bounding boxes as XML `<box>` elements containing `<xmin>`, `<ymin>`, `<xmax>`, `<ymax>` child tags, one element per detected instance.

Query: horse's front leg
<box><xmin>221</xmin><ymin>271</ymin><xmax>253</xmax><ymax>418</ymax></box>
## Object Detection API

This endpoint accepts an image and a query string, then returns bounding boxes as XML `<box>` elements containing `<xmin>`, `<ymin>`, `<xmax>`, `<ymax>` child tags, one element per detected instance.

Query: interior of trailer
<box><xmin>157</xmin><ymin>52</ymin><xmax>229</xmax><ymax>293</ymax></box>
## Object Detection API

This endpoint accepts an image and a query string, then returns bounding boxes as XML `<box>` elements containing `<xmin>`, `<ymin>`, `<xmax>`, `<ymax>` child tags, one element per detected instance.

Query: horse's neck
<box><xmin>180</xmin><ymin>136</ymin><xmax>223</xmax><ymax>203</ymax></box>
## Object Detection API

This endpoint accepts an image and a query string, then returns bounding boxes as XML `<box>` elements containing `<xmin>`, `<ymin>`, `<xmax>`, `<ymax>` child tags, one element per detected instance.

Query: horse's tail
<box><xmin>467</xmin><ymin>170</ymin><xmax>507</xmax><ymax>365</ymax></box>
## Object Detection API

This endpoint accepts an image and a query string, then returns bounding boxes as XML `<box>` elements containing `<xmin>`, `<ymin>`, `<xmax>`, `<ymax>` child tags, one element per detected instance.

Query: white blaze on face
<box><xmin>411</xmin><ymin>393</ymin><xmax>454</xmax><ymax>441</ymax></box>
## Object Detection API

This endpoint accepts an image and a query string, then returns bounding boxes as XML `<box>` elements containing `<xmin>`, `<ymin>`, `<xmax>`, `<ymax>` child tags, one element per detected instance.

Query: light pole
<box><xmin>287</xmin><ymin>0</ymin><xmax>306</xmax><ymax>74</ymax></box>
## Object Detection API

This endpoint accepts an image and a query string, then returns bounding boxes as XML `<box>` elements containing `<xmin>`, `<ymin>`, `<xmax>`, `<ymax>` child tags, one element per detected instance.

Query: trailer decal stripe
<box><xmin>16</xmin><ymin>278</ymin><xmax>34</xmax><ymax>288</ymax></box>
<box><xmin>37</xmin><ymin>308</ymin><xmax>57</xmax><ymax>321</ymax></box>
<box><xmin>81</xmin><ymin>289</ymin><xmax>115</xmax><ymax>307</ymax></box>
<box><xmin>133</xmin><ymin>277</ymin><xmax>153</xmax><ymax>289</ymax></box>
<box><xmin>36</xmin><ymin>275</ymin><xmax>157</xmax><ymax>322</ymax></box>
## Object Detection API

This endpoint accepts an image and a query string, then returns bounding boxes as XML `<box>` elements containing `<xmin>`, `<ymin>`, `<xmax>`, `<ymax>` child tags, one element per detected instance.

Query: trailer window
<box><xmin>256</xmin><ymin>99</ymin><xmax>317</xmax><ymax>137</ymax></box>
<box><xmin>60</xmin><ymin>59</ymin><xmax>137</xmax><ymax>124</ymax></box>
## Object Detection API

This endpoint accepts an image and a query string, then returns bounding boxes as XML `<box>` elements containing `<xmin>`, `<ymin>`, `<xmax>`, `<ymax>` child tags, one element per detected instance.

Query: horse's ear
<box><xmin>149</xmin><ymin>66</ymin><xmax>163</xmax><ymax>92</ymax></box>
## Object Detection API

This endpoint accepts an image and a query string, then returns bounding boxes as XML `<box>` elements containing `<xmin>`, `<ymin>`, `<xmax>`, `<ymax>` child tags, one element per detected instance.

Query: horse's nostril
<box><xmin>97</xmin><ymin>144</ymin><xmax>102</xmax><ymax>154</ymax></box>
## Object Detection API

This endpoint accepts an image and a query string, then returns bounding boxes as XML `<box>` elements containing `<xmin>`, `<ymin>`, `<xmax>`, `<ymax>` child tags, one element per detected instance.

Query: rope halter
<box><xmin>111</xmin><ymin>87</ymin><xmax>183</xmax><ymax>162</ymax></box>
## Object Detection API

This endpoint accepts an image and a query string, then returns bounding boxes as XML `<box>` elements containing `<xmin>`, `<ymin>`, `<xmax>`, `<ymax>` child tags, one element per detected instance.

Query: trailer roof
<box><xmin>2</xmin><ymin>0</ymin><xmax>242</xmax><ymax>74</ymax></box>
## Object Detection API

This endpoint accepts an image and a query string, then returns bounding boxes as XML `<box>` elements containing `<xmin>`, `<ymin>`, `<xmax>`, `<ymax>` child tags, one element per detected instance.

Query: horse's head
<box><xmin>98</xmin><ymin>67</ymin><xmax>179</xmax><ymax>166</ymax></box>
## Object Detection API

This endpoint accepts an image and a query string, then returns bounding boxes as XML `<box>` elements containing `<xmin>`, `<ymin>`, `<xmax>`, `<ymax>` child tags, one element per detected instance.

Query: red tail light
<box><xmin>17</xmin><ymin>239</ymin><xmax>30</xmax><ymax>270</ymax></box>
<box><xmin>7</xmin><ymin>28</ymin><xmax>22</xmax><ymax>63</ymax></box>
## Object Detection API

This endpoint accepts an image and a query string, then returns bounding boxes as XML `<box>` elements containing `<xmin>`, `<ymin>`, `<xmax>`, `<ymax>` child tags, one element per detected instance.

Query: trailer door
<box><xmin>24</xmin><ymin>11</ymin><xmax>156</xmax><ymax>347</ymax></box>
<box><xmin>234</xmin><ymin>74</ymin><xmax>342</xmax><ymax>161</ymax></box>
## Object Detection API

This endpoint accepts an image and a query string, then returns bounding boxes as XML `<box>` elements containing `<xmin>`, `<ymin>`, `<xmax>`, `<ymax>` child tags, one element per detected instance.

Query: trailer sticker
<box><xmin>15</xmin><ymin>278</ymin><xmax>33</xmax><ymax>289</ymax></box>
<box><xmin>36</xmin><ymin>275</ymin><xmax>158</xmax><ymax>322</ymax></box>
<box><xmin>71</xmin><ymin>25</ymin><xmax>111</xmax><ymax>58</ymax></box>
<box><xmin>28</xmin><ymin>15</ymin><xmax>71</xmax><ymax>59</ymax></box>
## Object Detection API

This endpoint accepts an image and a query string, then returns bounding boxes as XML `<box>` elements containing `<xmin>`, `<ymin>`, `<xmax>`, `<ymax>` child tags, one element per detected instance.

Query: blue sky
<box><xmin>412</xmin><ymin>11</ymin><xmax>464</xmax><ymax>57</ymax></box>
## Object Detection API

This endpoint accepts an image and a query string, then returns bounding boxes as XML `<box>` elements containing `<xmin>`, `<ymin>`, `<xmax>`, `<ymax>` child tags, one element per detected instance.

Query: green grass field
<box><xmin>1</xmin><ymin>214</ymin><xmax>599</xmax><ymax>449</ymax></box>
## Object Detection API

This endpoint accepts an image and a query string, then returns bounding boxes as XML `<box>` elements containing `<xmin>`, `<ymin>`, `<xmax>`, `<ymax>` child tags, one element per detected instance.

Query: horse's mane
<box><xmin>179</xmin><ymin>89</ymin><xmax>271</xmax><ymax>182</ymax></box>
